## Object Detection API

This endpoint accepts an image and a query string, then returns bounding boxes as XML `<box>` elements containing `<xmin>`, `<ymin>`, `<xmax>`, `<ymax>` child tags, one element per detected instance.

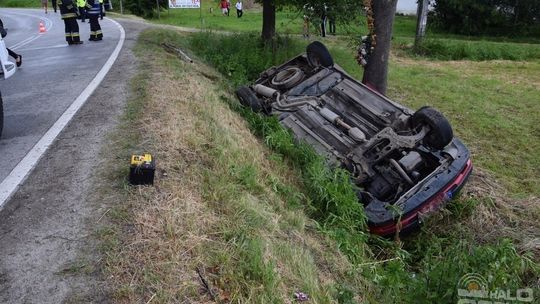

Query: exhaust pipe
<box><xmin>253</xmin><ymin>84</ymin><xmax>278</xmax><ymax>98</ymax></box>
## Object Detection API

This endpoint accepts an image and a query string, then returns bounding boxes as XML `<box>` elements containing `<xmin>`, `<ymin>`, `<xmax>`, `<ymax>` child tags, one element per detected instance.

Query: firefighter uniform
<box><xmin>86</xmin><ymin>0</ymin><xmax>103</xmax><ymax>41</ymax></box>
<box><xmin>58</xmin><ymin>0</ymin><xmax>82</xmax><ymax>44</ymax></box>
<box><xmin>77</xmin><ymin>0</ymin><xmax>86</xmax><ymax>22</ymax></box>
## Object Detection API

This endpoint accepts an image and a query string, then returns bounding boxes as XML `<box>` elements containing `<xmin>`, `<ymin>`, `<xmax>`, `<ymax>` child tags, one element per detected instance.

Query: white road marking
<box><xmin>18</xmin><ymin>44</ymin><xmax>68</xmax><ymax>52</ymax></box>
<box><xmin>0</xmin><ymin>18</ymin><xmax>126</xmax><ymax>210</ymax></box>
<box><xmin>6</xmin><ymin>11</ymin><xmax>53</xmax><ymax>50</ymax></box>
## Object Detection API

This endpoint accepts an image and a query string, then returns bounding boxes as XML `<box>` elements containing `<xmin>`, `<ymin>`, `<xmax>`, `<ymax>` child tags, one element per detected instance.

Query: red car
<box><xmin>236</xmin><ymin>42</ymin><xmax>473</xmax><ymax>236</ymax></box>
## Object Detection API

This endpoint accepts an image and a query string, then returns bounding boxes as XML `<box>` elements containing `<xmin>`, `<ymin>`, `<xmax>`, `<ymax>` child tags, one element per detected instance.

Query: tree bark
<box><xmin>362</xmin><ymin>0</ymin><xmax>398</xmax><ymax>95</ymax></box>
<box><xmin>414</xmin><ymin>0</ymin><xmax>429</xmax><ymax>47</ymax></box>
<box><xmin>261</xmin><ymin>0</ymin><xmax>276</xmax><ymax>43</ymax></box>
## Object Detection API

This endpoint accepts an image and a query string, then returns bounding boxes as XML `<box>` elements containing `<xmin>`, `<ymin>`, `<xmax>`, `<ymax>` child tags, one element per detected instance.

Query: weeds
<box><xmin>91</xmin><ymin>27</ymin><xmax>539</xmax><ymax>304</ymax></box>
<box><xmin>404</xmin><ymin>38</ymin><xmax>540</xmax><ymax>61</ymax></box>
<box><xmin>185</xmin><ymin>30</ymin><xmax>539</xmax><ymax>303</ymax></box>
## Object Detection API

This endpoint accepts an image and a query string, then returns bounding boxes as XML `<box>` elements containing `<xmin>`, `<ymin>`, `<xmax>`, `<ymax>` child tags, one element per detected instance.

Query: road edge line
<box><xmin>0</xmin><ymin>18</ymin><xmax>126</xmax><ymax>210</ymax></box>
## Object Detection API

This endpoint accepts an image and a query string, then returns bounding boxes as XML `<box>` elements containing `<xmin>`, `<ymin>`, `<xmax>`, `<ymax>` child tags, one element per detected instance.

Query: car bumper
<box><xmin>368</xmin><ymin>153</ymin><xmax>473</xmax><ymax>237</ymax></box>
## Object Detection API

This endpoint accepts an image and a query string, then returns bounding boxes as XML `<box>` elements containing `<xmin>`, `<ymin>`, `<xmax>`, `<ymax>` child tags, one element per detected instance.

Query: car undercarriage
<box><xmin>236</xmin><ymin>42</ymin><xmax>473</xmax><ymax>236</ymax></box>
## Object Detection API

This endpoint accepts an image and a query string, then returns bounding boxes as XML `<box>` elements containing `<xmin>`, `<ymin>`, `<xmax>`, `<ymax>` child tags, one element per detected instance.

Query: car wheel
<box><xmin>271</xmin><ymin>67</ymin><xmax>304</xmax><ymax>89</ymax></box>
<box><xmin>235</xmin><ymin>86</ymin><xmax>264</xmax><ymax>113</ymax></box>
<box><xmin>306</xmin><ymin>41</ymin><xmax>334</xmax><ymax>68</ymax></box>
<box><xmin>412</xmin><ymin>106</ymin><xmax>453</xmax><ymax>150</ymax></box>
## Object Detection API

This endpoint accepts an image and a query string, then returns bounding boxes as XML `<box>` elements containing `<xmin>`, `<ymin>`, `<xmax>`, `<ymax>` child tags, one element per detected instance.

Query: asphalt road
<box><xmin>0</xmin><ymin>9</ymin><xmax>121</xmax><ymax>193</ymax></box>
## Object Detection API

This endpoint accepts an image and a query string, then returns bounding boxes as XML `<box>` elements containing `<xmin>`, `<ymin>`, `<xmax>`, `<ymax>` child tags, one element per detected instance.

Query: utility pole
<box><xmin>415</xmin><ymin>0</ymin><xmax>429</xmax><ymax>47</ymax></box>
<box><xmin>156</xmin><ymin>0</ymin><xmax>161</xmax><ymax>18</ymax></box>
<box><xmin>119</xmin><ymin>0</ymin><xmax>123</xmax><ymax>14</ymax></box>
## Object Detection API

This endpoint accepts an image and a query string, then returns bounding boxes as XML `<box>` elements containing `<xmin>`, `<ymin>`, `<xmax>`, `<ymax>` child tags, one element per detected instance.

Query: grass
<box><xmin>188</xmin><ymin>31</ymin><xmax>540</xmax><ymax>197</ymax></box>
<box><xmin>138</xmin><ymin>1</ymin><xmax>540</xmax><ymax>61</ymax></box>
<box><xmin>0</xmin><ymin>0</ymin><xmax>38</xmax><ymax>7</ymax></box>
<box><xmin>97</xmin><ymin>28</ymin><xmax>539</xmax><ymax>303</ymax></box>
<box><xmin>98</xmin><ymin>29</ymin><xmax>376</xmax><ymax>303</ymax></box>
<box><xmin>397</xmin><ymin>37</ymin><xmax>540</xmax><ymax>61</ymax></box>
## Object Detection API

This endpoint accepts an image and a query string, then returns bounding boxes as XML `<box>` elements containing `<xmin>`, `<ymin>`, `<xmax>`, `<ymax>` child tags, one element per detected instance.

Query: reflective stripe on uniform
<box><xmin>62</xmin><ymin>13</ymin><xmax>77</xmax><ymax>18</ymax></box>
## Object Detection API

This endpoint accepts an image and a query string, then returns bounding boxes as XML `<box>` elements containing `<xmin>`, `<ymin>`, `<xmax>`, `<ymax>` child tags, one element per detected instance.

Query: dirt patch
<box><xmin>0</xmin><ymin>19</ymin><xmax>147</xmax><ymax>303</ymax></box>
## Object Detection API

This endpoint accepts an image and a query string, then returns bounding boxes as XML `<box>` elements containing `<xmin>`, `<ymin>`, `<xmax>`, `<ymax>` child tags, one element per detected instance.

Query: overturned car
<box><xmin>235</xmin><ymin>42</ymin><xmax>473</xmax><ymax>236</ymax></box>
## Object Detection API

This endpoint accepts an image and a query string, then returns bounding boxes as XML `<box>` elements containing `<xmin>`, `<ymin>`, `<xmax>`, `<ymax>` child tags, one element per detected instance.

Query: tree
<box><xmin>260</xmin><ymin>0</ymin><xmax>358</xmax><ymax>43</ymax></box>
<box><xmin>124</xmin><ymin>0</ymin><xmax>167</xmax><ymax>18</ymax></box>
<box><xmin>415</xmin><ymin>0</ymin><xmax>429</xmax><ymax>47</ymax></box>
<box><xmin>261</xmin><ymin>0</ymin><xmax>276</xmax><ymax>42</ymax></box>
<box><xmin>431</xmin><ymin>0</ymin><xmax>540</xmax><ymax>36</ymax></box>
<box><xmin>361</xmin><ymin>0</ymin><xmax>398</xmax><ymax>95</ymax></box>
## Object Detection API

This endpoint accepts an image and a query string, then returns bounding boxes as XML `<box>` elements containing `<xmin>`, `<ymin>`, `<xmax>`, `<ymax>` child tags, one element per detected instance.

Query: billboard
<box><xmin>169</xmin><ymin>0</ymin><xmax>200</xmax><ymax>8</ymax></box>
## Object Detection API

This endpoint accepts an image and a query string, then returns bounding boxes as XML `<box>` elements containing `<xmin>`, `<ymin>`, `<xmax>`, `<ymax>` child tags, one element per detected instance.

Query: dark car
<box><xmin>235</xmin><ymin>41</ymin><xmax>473</xmax><ymax>237</ymax></box>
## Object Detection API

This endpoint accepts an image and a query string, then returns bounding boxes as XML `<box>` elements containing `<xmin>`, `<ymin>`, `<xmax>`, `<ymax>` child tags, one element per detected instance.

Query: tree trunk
<box><xmin>414</xmin><ymin>0</ymin><xmax>429</xmax><ymax>47</ymax></box>
<box><xmin>362</xmin><ymin>0</ymin><xmax>398</xmax><ymax>95</ymax></box>
<box><xmin>261</xmin><ymin>0</ymin><xmax>276</xmax><ymax>43</ymax></box>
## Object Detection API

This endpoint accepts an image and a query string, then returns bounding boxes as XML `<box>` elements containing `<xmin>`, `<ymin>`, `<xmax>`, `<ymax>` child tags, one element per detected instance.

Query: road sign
<box><xmin>169</xmin><ymin>0</ymin><xmax>200</xmax><ymax>9</ymax></box>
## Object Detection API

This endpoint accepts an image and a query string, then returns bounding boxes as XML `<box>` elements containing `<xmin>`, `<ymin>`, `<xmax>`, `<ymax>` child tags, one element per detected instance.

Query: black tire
<box><xmin>235</xmin><ymin>86</ymin><xmax>263</xmax><ymax>113</ymax></box>
<box><xmin>411</xmin><ymin>106</ymin><xmax>453</xmax><ymax>150</ymax></box>
<box><xmin>271</xmin><ymin>67</ymin><xmax>304</xmax><ymax>89</ymax></box>
<box><xmin>306</xmin><ymin>41</ymin><xmax>334</xmax><ymax>68</ymax></box>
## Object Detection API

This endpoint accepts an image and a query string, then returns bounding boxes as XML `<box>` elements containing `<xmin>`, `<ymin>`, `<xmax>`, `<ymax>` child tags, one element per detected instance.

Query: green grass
<box><xmin>143</xmin><ymin>1</ymin><xmax>540</xmax><ymax>61</ymax></box>
<box><xmin>176</xmin><ymin>30</ymin><xmax>539</xmax><ymax>302</ymax></box>
<box><xmin>0</xmin><ymin>0</ymin><xmax>38</xmax><ymax>7</ymax></box>
<box><xmin>185</xmin><ymin>30</ymin><xmax>540</xmax><ymax>197</ymax></box>
<box><xmin>395</xmin><ymin>37</ymin><xmax>540</xmax><ymax>61</ymax></box>
<box><xmin>91</xmin><ymin>27</ymin><xmax>539</xmax><ymax>303</ymax></box>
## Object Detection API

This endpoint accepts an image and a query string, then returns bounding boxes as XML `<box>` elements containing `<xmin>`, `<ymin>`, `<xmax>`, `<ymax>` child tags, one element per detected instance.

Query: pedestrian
<box><xmin>51</xmin><ymin>0</ymin><xmax>58</xmax><ymax>13</ymax></box>
<box><xmin>0</xmin><ymin>18</ymin><xmax>22</xmax><ymax>67</ymax></box>
<box><xmin>327</xmin><ymin>6</ymin><xmax>335</xmax><ymax>35</ymax></box>
<box><xmin>303</xmin><ymin>4</ymin><xmax>313</xmax><ymax>39</ymax></box>
<box><xmin>235</xmin><ymin>0</ymin><xmax>243</xmax><ymax>18</ymax></box>
<box><xmin>99</xmin><ymin>0</ymin><xmax>105</xmax><ymax>20</ymax></box>
<box><xmin>58</xmin><ymin>0</ymin><xmax>82</xmax><ymax>45</ymax></box>
<box><xmin>85</xmin><ymin>0</ymin><xmax>103</xmax><ymax>41</ymax></box>
<box><xmin>220</xmin><ymin>0</ymin><xmax>228</xmax><ymax>16</ymax></box>
<box><xmin>226</xmin><ymin>0</ymin><xmax>231</xmax><ymax>16</ymax></box>
<box><xmin>77</xmin><ymin>0</ymin><xmax>86</xmax><ymax>22</ymax></box>
<box><xmin>320</xmin><ymin>6</ymin><xmax>327</xmax><ymax>37</ymax></box>
<box><xmin>41</xmin><ymin>0</ymin><xmax>48</xmax><ymax>13</ymax></box>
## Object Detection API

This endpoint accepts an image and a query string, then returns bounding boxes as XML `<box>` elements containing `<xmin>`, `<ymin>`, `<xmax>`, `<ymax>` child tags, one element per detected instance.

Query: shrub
<box><xmin>411</xmin><ymin>38</ymin><xmax>540</xmax><ymax>61</ymax></box>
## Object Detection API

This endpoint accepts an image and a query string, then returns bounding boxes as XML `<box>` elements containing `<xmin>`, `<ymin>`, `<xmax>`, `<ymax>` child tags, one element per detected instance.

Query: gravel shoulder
<box><xmin>0</xmin><ymin>19</ymin><xmax>147</xmax><ymax>304</ymax></box>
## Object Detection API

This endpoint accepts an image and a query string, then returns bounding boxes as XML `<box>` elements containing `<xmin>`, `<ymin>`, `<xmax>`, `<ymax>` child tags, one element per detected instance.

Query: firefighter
<box><xmin>86</xmin><ymin>0</ymin><xmax>103</xmax><ymax>41</ymax></box>
<box><xmin>99</xmin><ymin>0</ymin><xmax>105</xmax><ymax>20</ymax></box>
<box><xmin>58</xmin><ymin>0</ymin><xmax>82</xmax><ymax>45</ymax></box>
<box><xmin>77</xmin><ymin>0</ymin><xmax>86</xmax><ymax>22</ymax></box>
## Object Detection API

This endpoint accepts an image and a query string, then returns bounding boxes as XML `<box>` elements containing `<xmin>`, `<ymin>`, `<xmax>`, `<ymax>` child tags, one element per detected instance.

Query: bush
<box><xmin>410</xmin><ymin>38</ymin><xmax>540</xmax><ymax>61</ymax></box>
<box><xmin>190</xmin><ymin>32</ymin><xmax>305</xmax><ymax>88</ymax></box>
<box><xmin>122</xmin><ymin>0</ymin><xmax>168</xmax><ymax>18</ymax></box>
<box><xmin>431</xmin><ymin>0</ymin><xmax>540</xmax><ymax>37</ymax></box>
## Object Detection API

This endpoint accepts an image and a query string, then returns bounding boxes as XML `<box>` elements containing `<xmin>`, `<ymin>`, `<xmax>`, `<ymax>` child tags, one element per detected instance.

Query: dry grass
<box><xmin>97</xmin><ymin>28</ymin><xmax>539</xmax><ymax>303</ymax></box>
<box><xmin>423</xmin><ymin>167</ymin><xmax>540</xmax><ymax>259</ymax></box>
<box><xmin>463</xmin><ymin>170</ymin><xmax>540</xmax><ymax>256</ymax></box>
<box><xmin>101</xmin><ymin>30</ymin><xmax>370</xmax><ymax>303</ymax></box>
